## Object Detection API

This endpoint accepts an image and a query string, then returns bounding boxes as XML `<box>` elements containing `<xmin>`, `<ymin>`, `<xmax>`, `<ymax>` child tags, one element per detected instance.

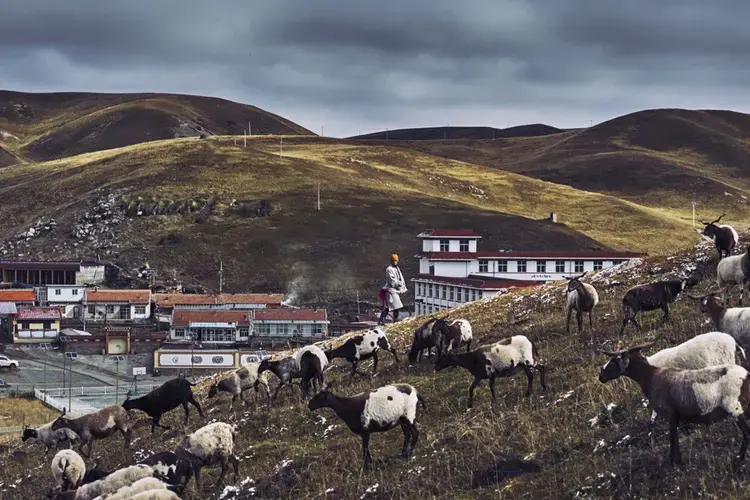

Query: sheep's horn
<box><xmin>596</xmin><ymin>348</ymin><xmax>624</xmax><ymax>357</ymax></box>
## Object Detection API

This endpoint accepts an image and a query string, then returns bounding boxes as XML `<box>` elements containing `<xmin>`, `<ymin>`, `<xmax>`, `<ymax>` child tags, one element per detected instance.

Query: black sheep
<box><xmin>258</xmin><ymin>357</ymin><xmax>302</xmax><ymax>400</ymax></box>
<box><xmin>137</xmin><ymin>451</ymin><xmax>194</xmax><ymax>487</ymax></box>
<box><xmin>700</xmin><ymin>213</ymin><xmax>738</xmax><ymax>260</ymax></box>
<box><xmin>619</xmin><ymin>279</ymin><xmax>689</xmax><ymax>334</ymax></box>
<box><xmin>324</xmin><ymin>327</ymin><xmax>399</xmax><ymax>380</ymax></box>
<box><xmin>408</xmin><ymin>318</ymin><xmax>439</xmax><ymax>363</ymax></box>
<box><xmin>121</xmin><ymin>377</ymin><xmax>204</xmax><ymax>433</ymax></box>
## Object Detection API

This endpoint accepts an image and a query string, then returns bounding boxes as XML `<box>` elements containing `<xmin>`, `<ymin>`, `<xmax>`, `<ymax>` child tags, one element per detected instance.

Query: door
<box><xmin>108</xmin><ymin>338</ymin><xmax>127</xmax><ymax>354</ymax></box>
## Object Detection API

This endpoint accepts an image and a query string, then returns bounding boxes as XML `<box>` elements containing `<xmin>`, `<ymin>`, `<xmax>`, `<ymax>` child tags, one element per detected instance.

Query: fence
<box><xmin>0</xmin><ymin>426</ymin><xmax>24</xmax><ymax>435</ymax></box>
<box><xmin>34</xmin><ymin>389</ymin><xmax>99</xmax><ymax>415</ymax></box>
<box><xmin>40</xmin><ymin>384</ymin><xmax>162</xmax><ymax>399</ymax></box>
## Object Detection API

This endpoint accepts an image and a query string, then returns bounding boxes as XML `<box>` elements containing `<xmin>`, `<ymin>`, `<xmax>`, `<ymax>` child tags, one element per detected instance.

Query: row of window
<box><xmin>173</xmin><ymin>324</ymin><xmax>325</xmax><ymax>339</ymax></box>
<box><xmin>53</xmin><ymin>288</ymin><xmax>79</xmax><ymax>296</ymax></box>
<box><xmin>439</xmin><ymin>239</ymin><xmax>471</xmax><ymax>252</ymax></box>
<box><xmin>416</xmin><ymin>303</ymin><xmax>444</xmax><ymax>316</ymax></box>
<box><xmin>86</xmin><ymin>305</ymin><xmax>147</xmax><ymax>318</ymax></box>
<box><xmin>416</xmin><ymin>282</ymin><xmax>482</xmax><ymax>303</ymax></box>
<box><xmin>477</xmin><ymin>260</ymin><xmax>604</xmax><ymax>273</ymax></box>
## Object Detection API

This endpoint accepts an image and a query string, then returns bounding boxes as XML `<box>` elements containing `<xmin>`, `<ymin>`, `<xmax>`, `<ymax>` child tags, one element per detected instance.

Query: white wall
<box><xmin>432</xmin><ymin>261</ymin><xmax>471</xmax><ymax>278</ymax></box>
<box><xmin>421</xmin><ymin>238</ymin><xmax>479</xmax><ymax>252</ymax></box>
<box><xmin>131</xmin><ymin>303</ymin><xmax>151</xmax><ymax>320</ymax></box>
<box><xmin>47</xmin><ymin>286</ymin><xmax>84</xmax><ymax>303</ymax></box>
<box><xmin>76</xmin><ymin>265</ymin><xmax>106</xmax><ymax>285</ymax></box>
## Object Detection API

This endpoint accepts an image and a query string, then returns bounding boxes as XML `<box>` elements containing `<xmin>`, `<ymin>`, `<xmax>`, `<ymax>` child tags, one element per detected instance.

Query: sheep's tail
<box><xmin>417</xmin><ymin>393</ymin><xmax>427</xmax><ymax>411</ymax></box>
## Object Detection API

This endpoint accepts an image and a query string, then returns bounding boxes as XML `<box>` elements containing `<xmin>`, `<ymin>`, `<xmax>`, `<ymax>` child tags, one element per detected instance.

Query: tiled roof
<box><xmin>412</xmin><ymin>274</ymin><xmax>539</xmax><ymax>290</ymax></box>
<box><xmin>418</xmin><ymin>251</ymin><xmax>645</xmax><ymax>260</ymax></box>
<box><xmin>154</xmin><ymin>293</ymin><xmax>284</xmax><ymax>307</ymax></box>
<box><xmin>254</xmin><ymin>309</ymin><xmax>327</xmax><ymax>321</ymax></box>
<box><xmin>417</xmin><ymin>229</ymin><xmax>482</xmax><ymax>238</ymax></box>
<box><xmin>172</xmin><ymin>309</ymin><xmax>250</xmax><ymax>327</ymax></box>
<box><xmin>0</xmin><ymin>289</ymin><xmax>36</xmax><ymax>302</ymax></box>
<box><xmin>16</xmin><ymin>306</ymin><xmax>62</xmax><ymax>320</ymax></box>
<box><xmin>85</xmin><ymin>289</ymin><xmax>151</xmax><ymax>304</ymax></box>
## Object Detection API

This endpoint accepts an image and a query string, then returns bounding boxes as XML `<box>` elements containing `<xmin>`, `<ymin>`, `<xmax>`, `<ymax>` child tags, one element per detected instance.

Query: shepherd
<box><xmin>378</xmin><ymin>253</ymin><xmax>407</xmax><ymax>325</ymax></box>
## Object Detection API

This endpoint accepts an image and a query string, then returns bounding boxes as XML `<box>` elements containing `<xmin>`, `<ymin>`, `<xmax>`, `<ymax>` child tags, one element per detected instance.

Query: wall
<box><xmin>13</xmin><ymin>319</ymin><xmax>60</xmax><ymax>343</ymax></box>
<box><xmin>47</xmin><ymin>286</ymin><xmax>84</xmax><ymax>303</ymax></box>
<box><xmin>432</xmin><ymin>261</ymin><xmax>471</xmax><ymax>278</ymax></box>
<box><xmin>76</xmin><ymin>265</ymin><xmax>106</xmax><ymax>285</ymax></box>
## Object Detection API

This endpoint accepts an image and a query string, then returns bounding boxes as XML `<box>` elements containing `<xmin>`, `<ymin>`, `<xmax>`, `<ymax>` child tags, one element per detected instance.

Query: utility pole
<box><xmin>219</xmin><ymin>261</ymin><xmax>224</xmax><ymax>294</ymax></box>
<box><xmin>68</xmin><ymin>356</ymin><xmax>73</xmax><ymax>412</ymax></box>
<box><xmin>279</xmin><ymin>137</ymin><xmax>283</xmax><ymax>158</ymax></box>
<box><xmin>248</xmin><ymin>121</ymin><xmax>252</xmax><ymax>136</ymax></box>
<box><xmin>234</xmin><ymin>135</ymin><xmax>237</xmax><ymax>146</ymax></box>
<box><xmin>692</xmin><ymin>201</ymin><xmax>696</xmax><ymax>227</ymax></box>
<box><xmin>385</xmin><ymin>128</ymin><xmax>389</xmax><ymax>140</ymax></box>
<box><xmin>317</xmin><ymin>183</ymin><xmax>321</xmax><ymax>211</ymax></box>
<box><xmin>43</xmin><ymin>355</ymin><xmax>47</xmax><ymax>403</ymax></box>
<box><xmin>356</xmin><ymin>290</ymin><xmax>361</xmax><ymax>315</ymax></box>
<box><xmin>115</xmin><ymin>359</ymin><xmax>119</xmax><ymax>405</ymax></box>
<box><xmin>243</xmin><ymin>130</ymin><xmax>247</xmax><ymax>148</ymax></box>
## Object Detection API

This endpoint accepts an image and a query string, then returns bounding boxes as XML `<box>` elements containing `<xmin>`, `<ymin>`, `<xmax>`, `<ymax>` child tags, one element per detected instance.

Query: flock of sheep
<box><xmin>19</xmin><ymin>214</ymin><xmax>750</xmax><ymax>497</ymax></box>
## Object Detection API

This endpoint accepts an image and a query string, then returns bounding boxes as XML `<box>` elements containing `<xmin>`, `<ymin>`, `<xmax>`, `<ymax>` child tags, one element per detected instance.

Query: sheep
<box><xmin>97</xmin><ymin>477</ymin><xmax>182</xmax><ymax>500</ymax></box>
<box><xmin>564</xmin><ymin>272</ymin><xmax>599</xmax><ymax>335</ymax></box>
<box><xmin>122</xmin><ymin>376</ymin><xmax>204</xmax><ymax>433</ymax></box>
<box><xmin>51</xmin><ymin>449</ymin><xmax>86</xmax><ymax>492</ymax></box>
<box><xmin>698</xmin><ymin>213</ymin><xmax>739</xmax><ymax>260</ymax></box>
<box><xmin>407</xmin><ymin>318</ymin><xmax>439</xmax><ymax>363</ymax></box>
<box><xmin>51</xmin><ymin>405</ymin><xmax>134</xmax><ymax>458</ymax></box>
<box><xmin>128</xmin><ymin>491</ymin><xmax>180</xmax><ymax>500</ymax></box>
<box><xmin>689</xmin><ymin>290</ymin><xmax>750</xmax><ymax>350</ymax></box>
<box><xmin>258</xmin><ymin>356</ymin><xmax>303</xmax><ymax>400</ymax></box>
<box><xmin>433</xmin><ymin>318</ymin><xmax>473</xmax><ymax>357</ymax></box>
<box><xmin>598</xmin><ymin>339</ymin><xmax>750</xmax><ymax>465</ymax></box>
<box><xmin>307</xmin><ymin>382</ymin><xmax>426</xmax><ymax>471</ymax></box>
<box><xmin>174</xmin><ymin>421</ymin><xmax>239</xmax><ymax>489</ymax></box>
<box><xmin>435</xmin><ymin>335</ymin><xmax>547</xmax><ymax>409</ymax></box>
<box><xmin>137</xmin><ymin>451</ymin><xmax>193</xmax><ymax>487</ymax></box>
<box><xmin>23</xmin><ymin>421</ymin><xmax>79</xmax><ymax>456</ymax></box>
<box><xmin>294</xmin><ymin>344</ymin><xmax>328</xmax><ymax>399</ymax></box>
<box><xmin>324</xmin><ymin>326</ymin><xmax>400</xmax><ymax>380</ymax></box>
<box><xmin>208</xmin><ymin>361</ymin><xmax>271</xmax><ymax>409</ymax></box>
<box><xmin>79</xmin><ymin>461</ymin><xmax>112</xmax><ymax>486</ymax></box>
<box><xmin>619</xmin><ymin>279</ymin><xmax>689</xmax><ymax>334</ymax></box>
<box><xmin>715</xmin><ymin>246</ymin><xmax>750</xmax><ymax>306</ymax></box>
<box><xmin>51</xmin><ymin>464</ymin><xmax>157</xmax><ymax>500</ymax></box>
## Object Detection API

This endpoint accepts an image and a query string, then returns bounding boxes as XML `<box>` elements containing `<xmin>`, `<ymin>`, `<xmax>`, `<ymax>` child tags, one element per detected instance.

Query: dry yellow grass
<box><xmin>0</xmin><ymin>396</ymin><xmax>59</xmax><ymax>428</ymax></box>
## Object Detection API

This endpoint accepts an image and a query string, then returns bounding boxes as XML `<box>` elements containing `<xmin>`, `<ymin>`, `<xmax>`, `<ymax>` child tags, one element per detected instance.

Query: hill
<box><xmin>348</xmin><ymin>124</ymin><xmax>564</xmax><ymax>140</ymax></box>
<box><xmin>396</xmin><ymin>108</ymin><xmax>750</xmax><ymax>212</ymax></box>
<box><xmin>1</xmin><ymin>237</ymin><xmax>746</xmax><ymax>499</ymax></box>
<box><xmin>0</xmin><ymin>90</ymin><xmax>315</xmax><ymax>164</ymax></box>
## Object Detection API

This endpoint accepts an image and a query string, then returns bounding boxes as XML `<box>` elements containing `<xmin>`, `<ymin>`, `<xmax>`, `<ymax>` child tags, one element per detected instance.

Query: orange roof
<box><xmin>85</xmin><ymin>289</ymin><xmax>151</xmax><ymax>304</ymax></box>
<box><xmin>172</xmin><ymin>309</ymin><xmax>250</xmax><ymax>327</ymax></box>
<box><xmin>0</xmin><ymin>289</ymin><xmax>36</xmax><ymax>302</ymax></box>
<box><xmin>16</xmin><ymin>307</ymin><xmax>62</xmax><ymax>320</ymax></box>
<box><xmin>154</xmin><ymin>293</ymin><xmax>284</xmax><ymax>307</ymax></box>
<box><xmin>254</xmin><ymin>309</ymin><xmax>327</xmax><ymax>321</ymax></box>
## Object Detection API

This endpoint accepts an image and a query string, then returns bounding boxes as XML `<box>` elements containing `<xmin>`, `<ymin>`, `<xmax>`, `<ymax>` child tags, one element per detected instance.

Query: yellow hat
<box><xmin>391</xmin><ymin>253</ymin><xmax>399</xmax><ymax>262</ymax></box>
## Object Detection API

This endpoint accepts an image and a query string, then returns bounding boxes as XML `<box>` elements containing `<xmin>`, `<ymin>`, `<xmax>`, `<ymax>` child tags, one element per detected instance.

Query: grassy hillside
<box><xmin>1</xmin><ymin>237</ymin><xmax>746</xmax><ymax>499</ymax></box>
<box><xmin>348</xmin><ymin>124</ymin><xmax>564</xmax><ymax>141</ymax></box>
<box><xmin>398</xmin><ymin>108</ymin><xmax>750</xmax><ymax>212</ymax></box>
<box><xmin>0</xmin><ymin>91</ymin><xmax>314</xmax><ymax>163</ymax></box>
<box><xmin>0</xmin><ymin>135</ymin><xmax>699</xmax><ymax>296</ymax></box>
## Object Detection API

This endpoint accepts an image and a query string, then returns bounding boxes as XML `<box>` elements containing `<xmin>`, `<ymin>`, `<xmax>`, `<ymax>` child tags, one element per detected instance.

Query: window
<box><xmin>449</xmin><ymin>287</ymin><xmax>454</xmax><ymax>301</ymax></box>
<box><xmin>118</xmin><ymin>307</ymin><xmax>131</xmax><ymax>320</ymax></box>
<box><xmin>258</xmin><ymin>324</ymin><xmax>271</xmax><ymax>335</ymax></box>
<box><xmin>87</xmin><ymin>305</ymin><xmax>95</xmax><ymax>315</ymax></box>
<box><xmin>134</xmin><ymin>306</ymin><xmax>146</xmax><ymax>315</ymax></box>
<box><xmin>239</xmin><ymin>327</ymin><xmax>249</xmax><ymax>338</ymax></box>
<box><xmin>313</xmin><ymin>324</ymin><xmax>323</xmax><ymax>336</ymax></box>
<box><xmin>575</xmin><ymin>260</ymin><xmax>584</xmax><ymax>273</ymax></box>
<box><xmin>471</xmin><ymin>290</ymin><xmax>477</xmax><ymax>301</ymax></box>
<box><xmin>464</xmin><ymin>288</ymin><xmax>469</xmax><ymax>302</ymax></box>
<box><xmin>536</xmin><ymin>261</ymin><xmax>546</xmax><ymax>273</ymax></box>
<box><xmin>106</xmin><ymin>305</ymin><xmax>115</xmax><ymax>314</ymax></box>
<box><xmin>72</xmin><ymin>289</ymin><xmax>78</xmax><ymax>296</ymax></box>
<box><xmin>441</xmin><ymin>286</ymin><xmax>446</xmax><ymax>300</ymax></box>
<box><xmin>556</xmin><ymin>260</ymin><xmax>565</xmax><ymax>273</ymax></box>
<box><xmin>479</xmin><ymin>260</ymin><xmax>489</xmax><ymax>273</ymax></box>
<box><xmin>54</xmin><ymin>289</ymin><xmax>61</xmax><ymax>296</ymax></box>
<box><xmin>459</xmin><ymin>239</ymin><xmax>469</xmax><ymax>252</ymax></box>
<box><xmin>594</xmin><ymin>260</ymin><xmax>603</xmax><ymax>271</ymax></box>
<box><xmin>518</xmin><ymin>261</ymin><xmax>527</xmax><ymax>273</ymax></box>
<box><xmin>277</xmin><ymin>324</ymin><xmax>288</xmax><ymax>335</ymax></box>
<box><xmin>428</xmin><ymin>284</ymin><xmax>433</xmax><ymax>298</ymax></box>
<box><xmin>173</xmin><ymin>328</ymin><xmax>185</xmax><ymax>338</ymax></box>
<box><xmin>440</xmin><ymin>239</ymin><xmax>449</xmax><ymax>252</ymax></box>
<box><xmin>498</xmin><ymin>260</ymin><xmax>508</xmax><ymax>273</ymax></box>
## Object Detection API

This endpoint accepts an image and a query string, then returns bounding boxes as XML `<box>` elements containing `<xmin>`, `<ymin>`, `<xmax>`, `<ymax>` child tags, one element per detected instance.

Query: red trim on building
<box><xmin>172</xmin><ymin>310</ymin><xmax>250</xmax><ymax>327</ymax></box>
<box><xmin>254</xmin><ymin>309</ymin><xmax>327</xmax><ymax>321</ymax></box>
<box><xmin>417</xmin><ymin>229</ymin><xmax>482</xmax><ymax>238</ymax></box>
<box><xmin>412</xmin><ymin>274</ymin><xmax>538</xmax><ymax>290</ymax></box>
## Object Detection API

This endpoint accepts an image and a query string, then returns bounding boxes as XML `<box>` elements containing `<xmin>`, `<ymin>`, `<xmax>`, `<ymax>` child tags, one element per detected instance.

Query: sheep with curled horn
<box><xmin>598</xmin><ymin>336</ymin><xmax>750</xmax><ymax>466</ymax></box>
<box><xmin>688</xmin><ymin>288</ymin><xmax>750</xmax><ymax>353</ymax></box>
<box><xmin>697</xmin><ymin>213</ymin><xmax>739</xmax><ymax>260</ymax></box>
<box><xmin>563</xmin><ymin>272</ymin><xmax>599</xmax><ymax>336</ymax></box>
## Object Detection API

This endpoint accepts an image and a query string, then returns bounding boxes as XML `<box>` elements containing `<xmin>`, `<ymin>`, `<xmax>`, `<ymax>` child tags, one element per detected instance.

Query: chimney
<box><xmin>549</xmin><ymin>212</ymin><xmax>558</xmax><ymax>223</ymax></box>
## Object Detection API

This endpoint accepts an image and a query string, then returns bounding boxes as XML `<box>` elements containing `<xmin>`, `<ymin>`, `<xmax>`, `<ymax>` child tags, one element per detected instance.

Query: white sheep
<box><xmin>294</xmin><ymin>344</ymin><xmax>328</xmax><ymax>371</ymax></box>
<box><xmin>175</xmin><ymin>421</ymin><xmax>239</xmax><ymax>489</ymax></box>
<box><xmin>294</xmin><ymin>344</ymin><xmax>328</xmax><ymax>398</ymax></box>
<box><xmin>691</xmin><ymin>292</ymin><xmax>750</xmax><ymax>350</ymax></box>
<box><xmin>24</xmin><ymin>421</ymin><xmax>79</xmax><ymax>456</ymax></box>
<box><xmin>51</xmin><ymin>449</ymin><xmax>86</xmax><ymax>492</ymax></box>
<box><xmin>564</xmin><ymin>273</ymin><xmax>599</xmax><ymax>334</ymax></box>
<box><xmin>97</xmin><ymin>477</ymin><xmax>170</xmax><ymax>500</ymax></box>
<box><xmin>716</xmin><ymin>248</ymin><xmax>750</xmax><ymax>305</ymax></box>
<box><xmin>129</xmin><ymin>490</ymin><xmax>180</xmax><ymax>500</ymax></box>
<box><xmin>60</xmin><ymin>464</ymin><xmax>157</xmax><ymax>500</ymax></box>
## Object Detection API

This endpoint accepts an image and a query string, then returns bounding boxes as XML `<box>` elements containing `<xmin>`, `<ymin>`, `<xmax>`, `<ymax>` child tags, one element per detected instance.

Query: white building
<box><xmin>43</xmin><ymin>284</ymin><xmax>85</xmax><ymax>319</ymax></box>
<box><xmin>413</xmin><ymin>229</ymin><xmax>644</xmax><ymax>315</ymax></box>
<box><xmin>83</xmin><ymin>289</ymin><xmax>152</xmax><ymax>323</ymax></box>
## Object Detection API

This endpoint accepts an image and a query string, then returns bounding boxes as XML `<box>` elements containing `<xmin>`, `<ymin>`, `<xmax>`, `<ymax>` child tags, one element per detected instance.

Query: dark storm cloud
<box><xmin>1</xmin><ymin>0</ymin><xmax>750</xmax><ymax>136</ymax></box>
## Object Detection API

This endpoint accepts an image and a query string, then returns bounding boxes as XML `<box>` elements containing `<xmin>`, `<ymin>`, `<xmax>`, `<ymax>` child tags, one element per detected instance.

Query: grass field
<box><xmin>0</xmin><ymin>397</ymin><xmax>59</xmax><ymax>429</ymax></box>
<box><xmin>0</xmin><ymin>236</ymin><xmax>746</xmax><ymax>499</ymax></box>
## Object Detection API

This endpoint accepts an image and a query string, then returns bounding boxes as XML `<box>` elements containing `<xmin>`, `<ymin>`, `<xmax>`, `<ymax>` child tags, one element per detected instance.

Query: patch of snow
<box><xmin>361</xmin><ymin>483</ymin><xmax>380</xmax><ymax>498</ymax></box>
<box><xmin>593</xmin><ymin>440</ymin><xmax>606</xmax><ymax>453</ymax></box>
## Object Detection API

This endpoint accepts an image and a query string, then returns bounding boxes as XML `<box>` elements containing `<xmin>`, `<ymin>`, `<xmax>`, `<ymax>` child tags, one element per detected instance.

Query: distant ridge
<box><xmin>348</xmin><ymin>124</ymin><xmax>564</xmax><ymax>141</ymax></box>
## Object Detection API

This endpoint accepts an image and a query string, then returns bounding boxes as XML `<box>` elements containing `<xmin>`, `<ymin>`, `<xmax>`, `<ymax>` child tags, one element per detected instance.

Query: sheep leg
<box><xmin>468</xmin><ymin>377</ymin><xmax>481</xmax><ymax>409</ymax></box>
<box><xmin>466</xmin><ymin>339</ymin><xmax>472</xmax><ymax>353</ymax></box>
<box><xmin>182</xmin><ymin>402</ymin><xmax>191</xmax><ymax>425</ymax></box>
<box><xmin>489</xmin><ymin>376</ymin><xmax>498</xmax><ymax>408</ymax></box>
<box><xmin>399</xmin><ymin>418</ymin><xmax>412</xmax><ymax>458</ymax></box>
<box><xmin>661</xmin><ymin>304</ymin><xmax>669</xmax><ymax>323</ymax></box>
<box><xmin>372</xmin><ymin>351</ymin><xmax>379</xmax><ymax>376</ymax></box>
<box><xmin>151</xmin><ymin>414</ymin><xmax>171</xmax><ymax>432</ymax></box>
<box><xmin>123</xmin><ymin>427</ymin><xmax>132</xmax><ymax>449</ymax></box>
<box><xmin>669</xmin><ymin>415</ymin><xmax>683</xmax><ymax>466</ymax></box>
<box><xmin>216</xmin><ymin>456</ymin><xmax>228</xmax><ymax>487</ymax></box>
<box><xmin>389</xmin><ymin>347</ymin><xmax>400</xmax><ymax>363</ymax></box>
<box><xmin>361</xmin><ymin>432</ymin><xmax>373</xmax><ymax>470</ymax></box>
<box><xmin>535</xmin><ymin>364</ymin><xmax>548</xmax><ymax>391</ymax></box>
<box><xmin>522</xmin><ymin>365</ymin><xmax>534</xmax><ymax>396</ymax></box>
<box><xmin>736</xmin><ymin>416</ymin><xmax>750</xmax><ymax>462</ymax></box>
<box><xmin>193</xmin><ymin>464</ymin><xmax>202</xmax><ymax>490</ymax></box>
<box><xmin>189</xmin><ymin>394</ymin><xmax>205</xmax><ymax>418</ymax></box>
<box><xmin>409</xmin><ymin>420</ymin><xmax>419</xmax><ymax>453</ymax></box>
<box><xmin>566</xmin><ymin>307</ymin><xmax>572</xmax><ymax>333</ymax></box>
<box><xmin>588</xmin><ymin>310</ymin><xmax>594</xmax><ymax>329</ymax></box>
<box><xmin>271</xmin><ymin>382</ymin><xmax>285</xmax><ymax>401</ymax></box>
<box><xmin>631</xmin><ymin>315</ymin><xmax>642</xmax><ymax>332</ymax></box>
<box><xmin>576</xmin><ymin>310</ymin><xmax>583</xmax><ymax>333</ymax></box>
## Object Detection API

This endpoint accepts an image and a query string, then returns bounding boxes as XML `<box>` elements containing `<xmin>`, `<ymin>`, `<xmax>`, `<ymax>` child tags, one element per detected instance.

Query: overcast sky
<box><xmin>2</xmin><ymin>0</ymin><xmax>750</xmax><ymax>137</ymax></box>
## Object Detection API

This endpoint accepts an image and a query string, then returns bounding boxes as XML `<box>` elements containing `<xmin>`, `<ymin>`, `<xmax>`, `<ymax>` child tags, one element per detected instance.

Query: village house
<box><xmin>169</xmin><ymin>309</ymin><xmax>251</xmax><ymax>345</ymax></box>
<box><xmin>84</xmin><ymin>289</ymin><xmax>152</xmax><ymax>323</ymax></box>
<box><xmin>12</xmin><ymin>306</ymin><xmax>62</xmax><ymax>343</ymax></box>
<box><xmin>0</xmin><ymin>260</ymin><xmax>105</xmax><ymax>286</ymax></box>
<box><xmin>153</xmin><ymin>292</ymin><xmax>284</xmax><ymax>323</ymax></box>
<box><xmin>42</xmin><ymin>284</ymin><xmax>86</xmax><ymax>319</ymax></box>
<box><xmin>253</xmin><ymin>308</ymin><xmax>329</xmax><ymax>339</ymax></box>
<box><xmin>413</xmin><ymin>229</ymin><xmax>645</xmax><ymax>314</ymax></box>
<box><xmin>0</xmin><ymin>289</ymin><xmax>36</xmax><ymax>308</ymax></box>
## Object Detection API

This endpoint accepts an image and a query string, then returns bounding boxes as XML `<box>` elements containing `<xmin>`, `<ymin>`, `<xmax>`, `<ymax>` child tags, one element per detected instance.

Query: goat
<box><xmin>407</xmin><ymin>318</ymin><xmax>439</xmax><ymax>363</ymax></box>
<box><xmin>715</xmin><ymin>246</ymin><xmax>750</xmax><ymax>306</ymax></box>
<box><xmin>324</xmin><ymin>327</ymin><xmax>399</xmax><ymax>380</ymax></box>
<box><xmin>122</xmin><ymin>377</ymin><xmax>204</xmax><ymax>433</ymax></box>
<box><xmin>435</xmin><ymin>336</ymin><xmax>547</xmax><ymax>409</ymax></box>
<box><xmin>294</xmin><ymin>344</ymin><xmax>328</xmax><ymax>399</ymax></box>
<box><xmin>564</xmin><ymin>272</ymin><xmax>599</xmax><ymax>334</ymax></box>
<box><xmin>308</xmin><ymin>382</ymin><xmax>425</xmax><ymax>471</ymax></box>
<box><xmin>22</xmin><ymin>421</ymin><xmax>79</xmax><ymax>456</ymax></box>
<box><xmin>258</xmin><ymin>356</ymin><xmax>302</xmax><ymax>400</ymax></box>
<box><xmin>433</xmin><ymin>318</ymin><xmax>473</xmax><ymax>357</ymax></box>
<box><xmin>137</xmin><ymin>451</ymin><xmax>193</xmax><ymax>487</ymax></box>
<box><xmin>698</xmin><ymin>213</ymin><xmax>739</xmax><ymax>260</ymax></box>
<box><xmin>50</xmin><ymin>449</ymin><xmax>86</xmax><ymax>492</ymax></box>
<box><xmin>689</xmin><ymin>290</ymin><xmax>750</xmax><ymax>351</ymax></box>
<box><xmin>208</xmin><ymin>362</ymin><xmax>271</xmax><ymax>409</ymax></box>
<box><xmin>51</xmin><ymin>405</ymin><xmax>134</xmax><ymax>458</ymax></box>
<box><xmin>599</xmin><ymin>339</ymin><xmax>750</xmax><ymax>465</ymax></box>
<box><xmin>619</xmin><ymin>279</ymin><xmax>689</xmax><ymax>334</ymax></box>
<box><xmin>174</xmin><ymin>422</ymin><xmax>239</xmax><ymax>489</ymax></box>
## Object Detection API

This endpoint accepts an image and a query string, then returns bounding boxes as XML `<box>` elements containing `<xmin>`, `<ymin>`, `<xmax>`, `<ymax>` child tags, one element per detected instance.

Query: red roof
<box><xmin>418</xmin><ymin>229</ymin><xmax>482</xmax><ymax>238</ymax></box>
<box><xmin>413</xmin><ymin>274</ymin><xmax>538</xmax><ymax>290</ymax></box>
<box><xmin>0</xmin><ymin>289</ymin><xmax>36</xmax><ymax>302</ymax></box>
<box><xmin>85</xmin><ymin>289</ymin><xmax>151</xmax><ymax>304</ymax></box>
<box><xmin>418</xmin><ymin>251</ymin><xmax>644</xmax><ymax>260</ymax></box>
<box><xmin>254</xmin><ymin>309</ymin><xmax>327</xmax><ymax>321</ymax></box>
<box><xmin>172</xmin><ymin>309</ymin><xmax>250</xmax><ymax>327</ymax></box>
<box><xmin>16</xmin><ymin>306</ymin><xmax>62</xmax><ymax>320</ymax></box>
<box><xmin>154</xmin><ymin>293</ymin><xmax>284</xmax><ymax>308</ymax></box>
